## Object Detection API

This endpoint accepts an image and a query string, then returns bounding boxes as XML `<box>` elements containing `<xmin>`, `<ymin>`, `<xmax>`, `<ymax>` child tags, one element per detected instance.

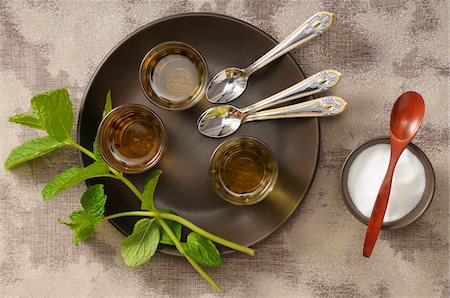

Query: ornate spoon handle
<box><xmin>243</xmin><ymin>96</ymin><xmax>347</xmax><ymax>122</ymax></box>
<box><xmin>244</xmin><ymin>11</ymin><xmax>334</xmax><ymax>75</ymax></box>
<box><xmin>241</xmin><ymin>70</ymin><xmax>340</xmax><ymax>114</ymax></box>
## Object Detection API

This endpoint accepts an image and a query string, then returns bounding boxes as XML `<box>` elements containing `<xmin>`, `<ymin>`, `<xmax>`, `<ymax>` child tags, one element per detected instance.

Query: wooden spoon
<box><xmin>363</xmin><ymin>91</ymin><xmax>425</xmax><ymax>257</ymax></box>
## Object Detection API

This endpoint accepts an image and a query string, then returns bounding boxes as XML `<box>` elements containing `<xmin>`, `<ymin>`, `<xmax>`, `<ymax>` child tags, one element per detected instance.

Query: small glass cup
<box><xmin>139</xmin><ymin>41</ymin><xmax>208</xmax><ymax>111</ymax></box>
<box><xmin>97</xmin><ymin>104</ymin><xmax>167</xmax><ymax>174</ymax></box>
<box><xmin>209</xmin><ymin>136</ymin><xmax>278</xmax><ymax>205</ymax></box>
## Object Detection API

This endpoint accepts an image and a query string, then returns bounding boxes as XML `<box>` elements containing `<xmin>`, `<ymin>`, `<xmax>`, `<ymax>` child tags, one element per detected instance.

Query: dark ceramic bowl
<box><xmin>341</xmin><ymin>137</ymin><xmax>435</xmax><ymax>229</ymax></box>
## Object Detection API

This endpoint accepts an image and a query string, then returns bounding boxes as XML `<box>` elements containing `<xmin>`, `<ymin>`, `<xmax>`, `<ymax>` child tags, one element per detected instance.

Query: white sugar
<box><xmin>347</xmin><ymin>143</ymin><xmax>425</xmax><ymax>223</ymax></box>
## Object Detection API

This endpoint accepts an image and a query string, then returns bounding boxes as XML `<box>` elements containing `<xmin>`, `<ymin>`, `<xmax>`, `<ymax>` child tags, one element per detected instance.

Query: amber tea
<box><xmin>210</xmin><ymin>137</ymin><xmax>278</xmax><ymax>205</ymax></box>
<box><xmin>97</xmin><ymin>105</ymin><xmax>167</xmax><ymax>174</ymax></box>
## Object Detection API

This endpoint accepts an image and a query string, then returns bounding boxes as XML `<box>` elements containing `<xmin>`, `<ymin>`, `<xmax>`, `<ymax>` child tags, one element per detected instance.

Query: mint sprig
<box><xmin>182</xmin><ymin>232</ymin><xmax>221</xmax><ymax>267</ymax></box>
<box><xmin>31</xmin><ymin>88</ymin><xmax>73</xmax><ymax>142</ymax></box>
<box><xmin>8</xmin><ymin>114</ymin><xmax>43</xmax><ymax>130</ymax></box>
<box><xmin>121</xmin><ymin>218</ymin><xmax>160</xmax><ymax>267</ymax></box>
<box><xmin>4</xmin><ymin>136</ymin><xmax>63</xmax><ymax>169</ymax></box>
<box><xmin>93</xmin><ymin>89</ymin><xmax>112</xmax><ymax>160</ymax></box>
<box><xmin>141</xmin><ymin>169</ymin><xmax>162</xmax><ymax>211</ymax></box>
<box><xmin>102</xmin><ymin>89</ymin><xmax>112</xmax><ymax>118</ymax></box>
<box><xmin>156</xmin><ymin>208</ymin><xmax>182</xmax><ymax>245</ymax></box>
<box><xmin>4</xmin><ymin>88</ymin><xmax>255</xmax><ymax>292</ymax></box>
<box><xmin>59</xmin><ymin>184</ymin><xmax>107</xmax><ymax>245</ymax></box>
<box><xmin>42</xmin><ymin>161</ymin><xmax>110</xmax><ymax>201</ymax></box>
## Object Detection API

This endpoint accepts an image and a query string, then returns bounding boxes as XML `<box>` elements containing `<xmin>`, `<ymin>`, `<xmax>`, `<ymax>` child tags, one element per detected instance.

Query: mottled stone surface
<box><xmin>0</xmin><ymin>0</ymin><xmax>448</xmax><ymax>297</ymax></box>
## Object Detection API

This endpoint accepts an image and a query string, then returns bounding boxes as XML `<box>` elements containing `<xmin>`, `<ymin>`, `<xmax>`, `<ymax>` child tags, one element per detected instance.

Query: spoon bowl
<box><xmin>197</xmin><ymin>105</ymin><xmax>244</xmax><ymax>138</ymax></box>
<box><xmin>206</xmin><ymin>68</ymin><xmax>248</xmax><ymax>104</ymax></box>
<box><xmin>390</xmin><ymin>91</ymin><xmax>425</xmax><ymax>141</ymax></box>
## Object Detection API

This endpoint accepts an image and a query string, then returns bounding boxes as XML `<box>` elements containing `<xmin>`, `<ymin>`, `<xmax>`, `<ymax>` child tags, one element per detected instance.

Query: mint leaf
<box><xmin>4</xmin><ymin>136</ymin><xmax>63</xmax><ymax>169</ymax></box>
<box><xmin>80</xmin><ymin>184</ymin><xmax>107</xmax><ymax>224</ymax></box>
<box><xmin>157</xmin><ymin>209</ymin><xmax>181</xmax><ymax>246</ymax></box>
<box><xmin>181</xmin><ymin>232</ymin><xmax>221</xmax><ymax>267</ymax></box>
<box><xmin>93</xmin><ymin>90</ymin><xmax>113</xmax><ymax>160</ymax></box>
<box><xmin>102</xmin><ymin>89</ymin><xmax>112</xmax><ymax>118</ymax></box>
<box><xmin>59</xmin><ymin>212</ymin><xmax>94</xmax><ymax>246</ymax></box>
<box><xmin>31</xmin><ymin>88</ymin><xmax>73</xmax><ymax>142</ymax></box>
<box><xmin>141</xmin><ymin>170</ymin><xmax>162</xmax><ymax>211</ymax></box>
<box><xmin>59</xmin><ymin>185</ymin><xmax>106</xmax><ymax>245</ymax></box>
<box><xmin>42</xmin><ymin>161</ymin><xmax>109</xmax><ymax>201</ymax></box>
<box><xmin>9</xmin><ymin>114</ymin><xmax>43</xmax><ymax>129</ymax></box>
<box><xmin>93</xmin><ymin>141</ymin><xmax>102</xmax><ymax>161</ymax></box>
<box><xmin>121</xmin><ymin>218</ymin><xmax>160</xmax><ymax>267</ymax></box>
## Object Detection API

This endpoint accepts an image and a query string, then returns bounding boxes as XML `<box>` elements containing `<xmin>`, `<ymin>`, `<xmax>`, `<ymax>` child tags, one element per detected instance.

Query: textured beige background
<box><xmin>0</xmin><ymin>0</ymin><xmax>449</xmax><ymax>297</ymax></box>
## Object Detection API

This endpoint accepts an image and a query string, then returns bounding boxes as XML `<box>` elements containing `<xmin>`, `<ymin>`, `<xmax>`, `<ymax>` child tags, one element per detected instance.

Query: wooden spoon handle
<box><xmin>363</xmin><ymin>159</ymin><xmax>397</xmax><ymax>257</ymax></box>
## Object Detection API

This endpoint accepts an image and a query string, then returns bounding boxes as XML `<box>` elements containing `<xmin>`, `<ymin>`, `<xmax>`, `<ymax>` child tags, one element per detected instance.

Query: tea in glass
<box><xmin>209</xmin><ymin>136</ymin><xmax>278</xmax><ymax>205</ymax></box>
<box><xmin>97</xmin><ymin>104</ymin><xmax>167</xmax><ymax>173</ymax></box>
<box><xmin>139</xmin><ymin>42</ymin><xmax>208</xmax><ymax>111</ymax></box>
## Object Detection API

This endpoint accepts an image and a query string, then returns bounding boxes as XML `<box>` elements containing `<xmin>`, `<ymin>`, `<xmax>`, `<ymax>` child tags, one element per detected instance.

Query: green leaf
<box><xmin>93</xmin><ymin>141</ymin><xmax>102</xmax><ymax>161</ymax></box>
<box><xmin>9</xmin><ymin>114</ymin><xmax>43</xmax><ymax>129</ymax></box>
<box><xmin>80</xmin><ymin>184</ymin><xmax>107</xmax><ymax>224</ymax></box>
<box><xmin>31</xmin><ymin>88</ymin><xmax>73</xmax><ymax>142</ymax></box>
<box><xmin>4</xmin><ymin>136</ymin><xmax>64</xmax><ymax>169</ymax></box>
<box><xmin>141</xmin><ymin>170</ymin><xmax>162</xmax><ymax>211</ymax></box>
<box><xmin>102</xmin><ymin>89</ymin><xmax>112</xmax><ymax>118</ymax></box>
<box><xmin>157</xmin><ymin>209</ymin><xmax>181</xmax><ymax>246</ymax></box>
<box><xmin>58</xmin><ymin>212</ymin><xmax>95</xmax><ymax>246</ymax></box>
<box><xmin>42</xmin><ymin>161</ymin><xmax>109</xmax><ymax>201</ymax></box>
<box><xmin>59</xmin><ymin>185</ymin><xmax>107</xmax><ymax>245</ymax></box>
<box><xmin>181</xmin><ymin>232</ymin><xmax>221</xmax><ymax>267</ymax></box>
<box><xmin>121</xmin><ymin>218</ymin><xmax>160</xmax><ymax>267</ymax></box>
<box><xmin>93</xmin><ymin>90</ymin><xmax>113</xmax><ymax>160</ymax></box>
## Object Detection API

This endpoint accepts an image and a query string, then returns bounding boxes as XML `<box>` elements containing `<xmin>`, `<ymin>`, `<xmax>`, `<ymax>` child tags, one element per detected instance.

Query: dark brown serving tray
<box><xmin>77</xmin><ymin>13</ymin><xmax>320</xmax><ymax>255</ymax></box>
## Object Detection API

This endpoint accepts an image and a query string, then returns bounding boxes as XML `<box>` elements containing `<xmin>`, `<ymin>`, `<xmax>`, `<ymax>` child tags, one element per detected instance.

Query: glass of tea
<box><xmin>97</xmin><ymin>104</ymin><xmax>167</xmax><ymax>174</ymax></box>
<box><xmin>209</xmin><ymin>136</ymin><xmax>278</xmax><ymax>205</ymax></box>
<box><xmin>139</xmin><ymin>41</ymin><xmax>208</xmax><ymax>111</ymax></box>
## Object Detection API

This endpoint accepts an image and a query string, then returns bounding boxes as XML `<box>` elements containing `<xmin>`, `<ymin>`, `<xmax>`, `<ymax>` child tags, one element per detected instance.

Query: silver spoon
<box><xmin>198</xmin><ymin>70</ymin><xmax>343</xmax><ymax>138</ymax></box>
<box><xmin>206</xmin><ymin>11</ymin><xmax>334</xmax><ymax>104</ymax></box>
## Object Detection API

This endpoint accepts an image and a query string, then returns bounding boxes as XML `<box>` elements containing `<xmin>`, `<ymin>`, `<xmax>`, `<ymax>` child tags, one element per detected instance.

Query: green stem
<box><xmin>103</xmin><ymin>211</ymin><xmax>221</xmax><ymax>291</ymax></box>
<box><xmin>93</xmin><ymin>174</ymin><xmax>118</xmax><ymax>180</ymax></box>
<box><xmin>66</xmin><ymin>139</ymin><xmax>145</xmax><ymax>203</ymax></box>
<box><xmin>156</xmin><ymin>218</ymin><xmax>222</xmax><ymax>292</ymax></box>
<box><xmin>160</xmin><ymin>213</ymin><xmax>254</xmax><ymax>256</ymax></box>
<box><xmin>65</xmin><ymin>139</ymin><xmax>139</xmax><ymax>204</ymax></box>
<box><xmin>103</xmin><ymin>211</ymin><xmax>158</xmax><ymax>221</ymax></box>
<box><xmin>102</xmin><ymin>211</ymin><xmax>254</xmax><ymax>256</ymax></box>
<box><xmin>66</xmin><ymin>138</ymin><xmax>97</xmax><ymax>161</ymax></box>
<box><xmin>113</xmin><ymin>172</ymin><xmax>145</xmax><ymax>202</ymax></box>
